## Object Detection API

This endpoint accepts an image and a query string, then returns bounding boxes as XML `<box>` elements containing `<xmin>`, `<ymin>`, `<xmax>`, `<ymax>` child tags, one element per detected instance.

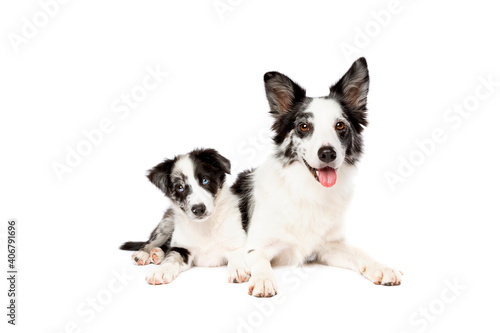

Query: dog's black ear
<box><xmin>193</xmin><ymin>148</ymin><xmax>231</xmax><ymax>175</ymax></box>
<box><xmin>329</xmin><ymin>57</ymin><xmax>369</xmax><ymax>131</ymax></box>
<box><xmin>147</xmin><ymin>158</ymin><xmax>175</xmax><ymax>194</ymax></box>
<box><xmin>264</xmin><ymin>71</ymin><xmax>306</xmax><ymax>116</ymax></box>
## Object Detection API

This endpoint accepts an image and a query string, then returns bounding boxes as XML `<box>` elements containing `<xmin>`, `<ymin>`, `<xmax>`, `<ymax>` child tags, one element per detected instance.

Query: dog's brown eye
<box><xmin>176</xmin><ymin>184</ymin><xmax>184</xmax><ymax>193</ymax></box>
<box><xmin>298</xmin><ymin>123</ymin><xmax>309</xmax><ymax>132</ymax></box>
<box><xmin>336</xmin><ymin>122</ymin><xmax>345</xmax><ymax>130</ymax></box>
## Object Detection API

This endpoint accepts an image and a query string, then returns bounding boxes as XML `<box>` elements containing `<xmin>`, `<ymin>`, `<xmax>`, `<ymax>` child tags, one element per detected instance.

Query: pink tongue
<box><xmin>318</xmin><ymin>167</ymin><xmax>337</xmax><ymax>187</ymax></box>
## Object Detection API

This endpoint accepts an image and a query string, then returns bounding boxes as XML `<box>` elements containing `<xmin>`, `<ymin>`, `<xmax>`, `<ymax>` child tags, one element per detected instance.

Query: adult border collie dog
<box><xmin>120</xmin><ymin>148</ymin><xmax>249</xmax><ymax>285</ymax></box>
<box><xmin>232</xmin><ymin>58</ymin><xmax>402</xmax><ymax>297</ymax></box>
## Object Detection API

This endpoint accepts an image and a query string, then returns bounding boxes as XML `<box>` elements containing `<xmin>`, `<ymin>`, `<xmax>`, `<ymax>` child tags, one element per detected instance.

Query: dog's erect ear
<box><xmin>264</xmin><ymin>71</ymin><xmax>306</xmax><ymax>116</ymax></box>
<box><xmin>147</xmin><ymin>158</ymin><xmax>175</xmax><ymax>194</ymax></box>
<box><xmin>193</xmin><ymin>148</ymin><xmax>231</xmax><ymax>175</ymax></box>
<box><xmin>329</xmin><ymin>57</ymin><xmax>369</xmax><ymax>132</ymax></box>
<box><xmin>330</xmin><ymin>57</ymin><xmax>370</xmax><ymax>112</ymax></box>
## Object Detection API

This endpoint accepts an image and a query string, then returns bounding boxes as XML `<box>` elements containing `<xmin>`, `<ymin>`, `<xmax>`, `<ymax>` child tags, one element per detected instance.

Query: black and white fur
<box><xmin>120</xmin><ymin>148</ymin><xmax>249</xmax><ymax>285</ymax></box>
<box><xmin>232</xmin><ymin>58</ymin><xmax>402</xmax><ymax>297</ymax></box>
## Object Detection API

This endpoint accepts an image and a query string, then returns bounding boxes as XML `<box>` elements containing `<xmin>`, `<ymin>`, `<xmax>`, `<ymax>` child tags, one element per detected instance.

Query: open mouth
<box><xmin>303</xmin><ymin>159</ymin><xmax>337</xmax><ymax>187</ymax></box>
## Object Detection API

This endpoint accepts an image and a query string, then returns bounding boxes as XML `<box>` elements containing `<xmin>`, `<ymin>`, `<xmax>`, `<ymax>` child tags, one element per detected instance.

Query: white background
<box><xmin>1</xmin><ymin>1</ymin><xmax>500</xmax><ymax>332</ymax></box>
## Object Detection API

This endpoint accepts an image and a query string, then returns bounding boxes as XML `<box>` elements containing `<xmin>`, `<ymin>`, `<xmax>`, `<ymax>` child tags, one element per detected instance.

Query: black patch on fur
<box><xmin>265</xmin><ymin>57</ymin><xmax>370</xmax><ymax>167</ymax></box>
<box><xmin>147</xmin><ymin>157</ymin><xmax>177</xmax><ymax>196</ymax></box>
<box><xmin>247</xmin><ymin>249</ymin><xmax>255</xmax><ymax>254</ymax></box>
<box><xmin>263</xmin><ymin>71</ymin><xmax>317</xmax><ymax>165</ymax></box>
<box><xmin>147</xmin><ymin>149</ymin><xmax>230</xmax><ymax>211</ymax></box>
<box><xmin>231</xmin><ymin>169</ymin><xmax>254</xmax><ymax>232</ymax></box>
<box><xmin>120</xmin><ymin>209</ymin><xmax>175</xmax><ymax>253</ymax></box>
<box><xmin>169</xmin><ymin>247</ymin><xmax>191</xmax><ymax>264</ymax></box>
<box><xmin>264</xmin><ymin>71</ymin><xmax>312</xmax><ymax>146</ymax></box>
<box><xmin>159</xmin><ymin>243</ymin><xmax>170</xmax><ymax>253</ymax></box>
<box><xmin>119</xmin><ymin>241</ymin><xmax>145</xmax><ymax>251</ymax></box>
<box><xmin>274</xmin><ymin>112</ymin><xmax>316</xmax><ymax>165</ymax></box>
<box><xmin>264</xmin><ymin>71</ymin><xmax>307</xmax><ymax>117</ymax></box>
<box><xmin>294</xmin><ymin>113</ymin><xmax>315</xmax><ymax>139</ymax></box>
<box><xmin>270</xmin><ymin>98</ymin><xmax>312</xmax><ymax>145</ymax></box>
<box><xmin>170</xmin><ymin>174</ymin><xmax>192</xmax><ymax>210</ymax></box>
<box><xmin>189</xmin><ymin>148</ymin><xmax>231</xmax><ymax>197</ymax></box>
<box><xmin>328</xmin><ymin>57</ymin><xmax>370</xmax><ymax>164</ymax></box>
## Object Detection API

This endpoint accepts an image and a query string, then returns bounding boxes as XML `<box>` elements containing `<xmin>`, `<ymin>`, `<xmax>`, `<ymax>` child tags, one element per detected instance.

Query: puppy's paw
<box><xmin>228</xmin><ymin>267</ymin><xmax>250</xmax><ymax>283</ymax></box>
<box><xmin>361</xmin><ymin>264</ymin><xmax>403</xmax><ymax>286</ymax></box>
<box><xmin>132</xmin><ymin>250</ymin><xmax>151</xmax><ymax>265</ymax></box>
<box><xmin>145</xmin><ymin>265</ymin><xmax>178</xmax><ymax>285</ymax></box>
<box><xmin>150</xmin><ymin>247</ymin><xmax>165</xmax><ymax>265</ymax></box>
<box><xmin>248</xmin><ymin>275</ymin><xmax>278</xmax><ymax>297</ymax></box>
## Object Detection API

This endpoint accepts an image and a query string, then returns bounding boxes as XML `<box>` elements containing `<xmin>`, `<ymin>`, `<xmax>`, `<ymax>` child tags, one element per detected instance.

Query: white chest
<box><xmin>249</xmin><ymin>159</ymin><xmax>356</xmax><ymax>264</ymax></box>
<box><xmin>171</xmin><ymin>220</ymin><xmax>228</xmax><ymax>267</ymax></box>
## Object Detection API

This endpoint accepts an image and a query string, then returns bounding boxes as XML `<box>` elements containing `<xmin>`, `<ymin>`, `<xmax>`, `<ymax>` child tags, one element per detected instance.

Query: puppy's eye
<box><xmin>335</xmin><ymin>122</ymin><xmax>345</xmax><ymax>130</ymax></box>
<box><xmin>298</xmin><ymin>123</ymin><xmax>310</xmax><ymax>132</ymax></box>
<box><xmin>202</xmin><ymin>178</ymin><xmax>209</xmax><ymax>185</ymax></box>
<box><xmin>176</xmin><ymin>184</ymin><xmax>184</xmax><ymax>193</ymax></box>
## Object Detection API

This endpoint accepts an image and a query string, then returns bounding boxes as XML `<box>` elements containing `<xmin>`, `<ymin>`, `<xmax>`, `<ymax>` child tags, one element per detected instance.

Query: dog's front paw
<box><xmin>248</xmin><ymin>275</ymin><xmax>278</xmax><ymax>297</ymax></box>
<box><xmin>228</xmin><ymin>267</ymin><xmax>250</xmax><ymax>283</ymax></box>
<box><xmin>145</xmin><ymin>265</ymin><xmax>178</xmax><ymax>285</ymax></box>
<box><xmin>361</xmin><ymin>264</ymin><xmax>403</xmax><ymax>286</ymax></box>
<box><xmin>150</xmin><ymin>247</ymin><xmax>165</xmax><ymax>264</ymax></box>
<box><xmin>132</xmin><ymin>250</ymin><xmax>151</xmax><ymax>265</ymax></box>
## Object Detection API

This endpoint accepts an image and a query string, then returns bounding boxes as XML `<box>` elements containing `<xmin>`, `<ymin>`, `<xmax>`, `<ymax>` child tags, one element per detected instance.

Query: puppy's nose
<box><xmin>317</xmin><ymin>146</ymin><xmax>336</xmax><ymax>163</ymax></box>
<box><xmin>191</xmin><ymin>204</ymin><xmax>206</xmax><ymax>217</ymax></box>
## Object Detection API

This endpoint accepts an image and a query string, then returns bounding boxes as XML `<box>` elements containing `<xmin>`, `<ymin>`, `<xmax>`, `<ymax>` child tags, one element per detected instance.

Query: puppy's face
<box><xmin>148</xmin><ymin>148</ymin><xmax>231</xmax><ymax>221</ymax></box>
<box><xmin>264</xmin><ymin>57</ymin><xmax>369</xmax><ymax>188</ymax></box>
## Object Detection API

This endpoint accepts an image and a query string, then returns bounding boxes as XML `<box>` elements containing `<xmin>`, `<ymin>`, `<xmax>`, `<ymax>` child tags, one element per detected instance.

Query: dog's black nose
<box><xmin>191</xmin><ymin>204</ymin><xmax>206</xmax><ymax>217</ymax></box>
<box><xmin>318</xmin><ymin>146</ymin><xmax>336</xmax><ymax>163</ymax></box>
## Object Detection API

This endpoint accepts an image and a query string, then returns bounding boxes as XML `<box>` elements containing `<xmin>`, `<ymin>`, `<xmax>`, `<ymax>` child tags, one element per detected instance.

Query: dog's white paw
<box><xmin>228</xmin><ymin>267</ymin><xmax>250</xmax><ymax>283</ymax></box>
<box><xmin>132</xmin><ymin>250</ymin><xmax>151</xmax><ymax>265</ymax></box>
<box><xmin>361</xmin><ymin>264</ymin><xmax>403</xmax><ymax>286</ymax></box>
<box><xmin>145</xmin><ymin>265</ymin><xmax>178</xmax><ymax>285</ymax></box>
<box><xmin>150</xmin><ymin>247</ymin><xmax>165</xmax><ymax>265</ymax></box>
<box><xmin>248</xmin><ymin>275</ymin><xmax>278</xmax><ymax>297</ymax></box>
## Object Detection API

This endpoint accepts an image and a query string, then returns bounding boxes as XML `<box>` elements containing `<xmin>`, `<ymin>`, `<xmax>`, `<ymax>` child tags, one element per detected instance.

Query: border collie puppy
<box><xmin>120</xmin><ymin>148</ymin><xmax>249</xmax><ymax>285</ymax></box>
<box><xmin>232</xmin><ymin>58</ymin><xmax>402</xmax><ymax>297</ymax></box>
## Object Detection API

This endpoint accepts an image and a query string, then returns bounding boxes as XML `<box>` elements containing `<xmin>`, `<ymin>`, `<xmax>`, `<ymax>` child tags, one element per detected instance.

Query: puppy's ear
<box><xmin>264</xmin><ymin>71</ymin><xmax>306</xmax><ymax>116</ymax></box>
<box><xmin>194</xmin><ymin>148</ymin><xmax>231</xmax><ymax>175</ymax></box>
<box><xmin>329</xmin><ymin>57</ymin><xmax>369</xmax><ymax>131</ymax></box>
<box><xmin>147</xmin><ymin>158</ymin><xmax>175</xmax><ymax>194</ymax></box>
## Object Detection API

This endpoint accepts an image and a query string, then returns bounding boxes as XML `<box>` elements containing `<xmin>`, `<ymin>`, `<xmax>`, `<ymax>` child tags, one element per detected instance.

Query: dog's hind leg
<box><xmin>123</xmin><ymin>209</ymin><xmax>175</xmax><ymax>265</ymax></box>
<box><xmin>318</xmin><ymin>241</ymin><xmax>403</xmax><ymax>286</ymax></box>
<box><xmin>145</xmin><ymin>247</ymin><xmax>192</xmax><ymax>285</ymax></box>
